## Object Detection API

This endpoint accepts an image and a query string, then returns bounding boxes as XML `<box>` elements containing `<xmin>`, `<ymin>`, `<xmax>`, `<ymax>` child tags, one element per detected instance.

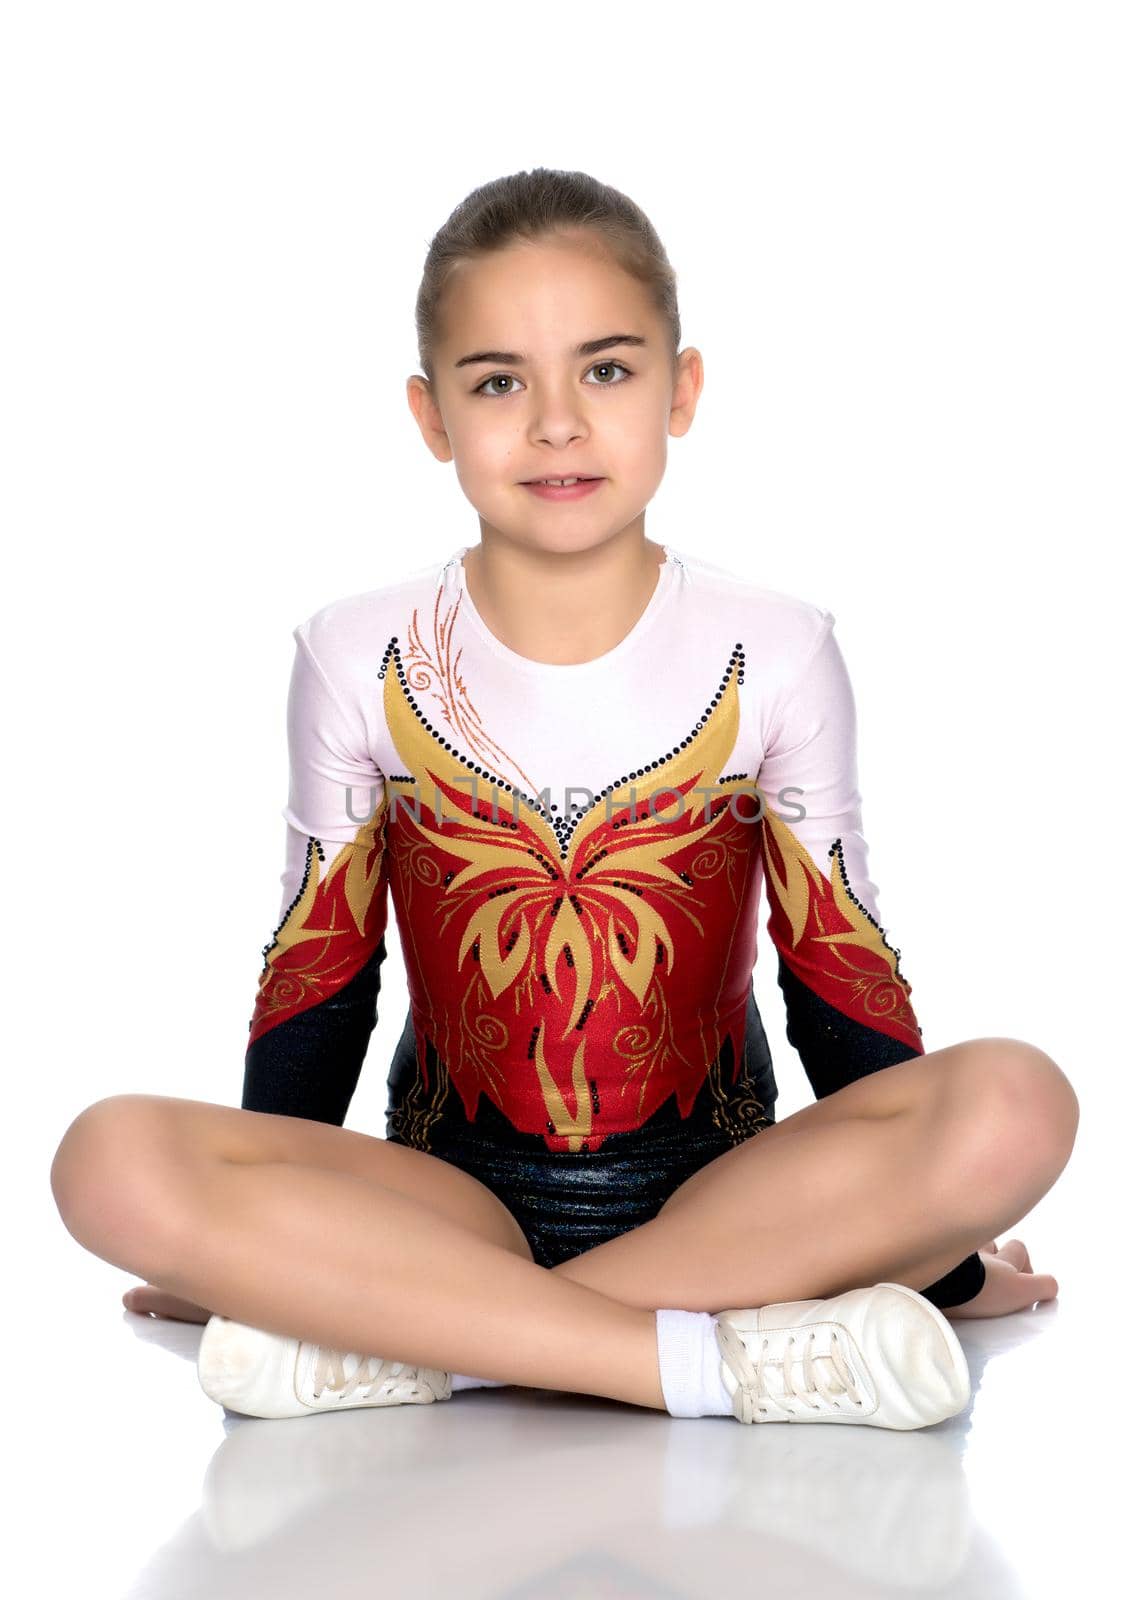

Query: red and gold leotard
<box><xmin>245</xmin><ymin>540</ymin><xmax>923</xmax><ymax>1127</ymax></box>
<box><xmin>240</xmin><ymin>542</ymin><xmax>983</xmax><ymax>1304</ymax></box>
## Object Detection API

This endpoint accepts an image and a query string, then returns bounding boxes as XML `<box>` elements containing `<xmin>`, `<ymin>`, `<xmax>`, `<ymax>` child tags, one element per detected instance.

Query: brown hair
<box><xmin>414</xmin><ymin>166</ymin><xmax>681</xmax><ymax>394</ymax></box>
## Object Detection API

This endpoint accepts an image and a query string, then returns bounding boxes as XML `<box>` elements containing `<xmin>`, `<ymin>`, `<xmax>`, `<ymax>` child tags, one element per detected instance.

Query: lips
<box><xmin>522</xmin><ymin>476</ymin><xmax>601</xmax><ymax>484</ymax></box>
<box><xmin>521</xmin><ymin>476</ymin><xmax>606</xmax><ymax>502</ymax></box>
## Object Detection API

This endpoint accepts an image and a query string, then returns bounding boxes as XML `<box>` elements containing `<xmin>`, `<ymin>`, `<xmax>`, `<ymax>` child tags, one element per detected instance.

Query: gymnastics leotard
<box><xmin>240</xmin><ymin>542</ymin><xmax>985</xmax><ymax>1306</ymax></box>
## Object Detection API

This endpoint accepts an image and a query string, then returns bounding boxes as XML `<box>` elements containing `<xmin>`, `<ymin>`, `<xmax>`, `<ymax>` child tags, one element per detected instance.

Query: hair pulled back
<box><xmin>414</xmin><ymin>167</ymin><xmax>681</xmax><ymax>392</ymax></box>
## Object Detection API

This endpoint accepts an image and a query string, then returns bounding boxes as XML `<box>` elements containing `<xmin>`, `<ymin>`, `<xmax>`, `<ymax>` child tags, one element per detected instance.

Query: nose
<box><xmin>525</xmin><ymin>382</ymin><xmax>591</xmax><ymax>449</ymax></box>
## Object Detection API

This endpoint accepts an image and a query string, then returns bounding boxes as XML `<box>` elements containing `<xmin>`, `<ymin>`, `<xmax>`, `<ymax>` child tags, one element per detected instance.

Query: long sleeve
<box><xmin>241</xmin><ymin>625</ymin><xmax>392</xmax><ymax>1127</ymax></box>
<box><xmin>755</xmin><ymin>612</ymin><xmax>985</xmax><ymax>1309</ymax></box>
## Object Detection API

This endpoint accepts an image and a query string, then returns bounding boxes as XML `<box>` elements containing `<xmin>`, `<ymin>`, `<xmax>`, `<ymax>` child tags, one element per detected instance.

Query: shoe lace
<box><xmin>312</xmin><ymin>1346</ymin><xmax>416</xmax><ymax>1403</ymax></box>
<box><xmin>715</xmin><ymin>1319</ymin><xmax>863</xmax><ymax>1424</ymax></box>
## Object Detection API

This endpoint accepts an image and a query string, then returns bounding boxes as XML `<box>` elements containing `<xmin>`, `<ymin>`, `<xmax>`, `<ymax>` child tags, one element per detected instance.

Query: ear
<box><xmin>406</xmin><ymin>374</ymin><xmax>454</xmax><ymax>463</ymax></box>
<box><xmin>668</xmin><ymin>346</ymin><xmax>704</xmax><ymax>438</ymax></box>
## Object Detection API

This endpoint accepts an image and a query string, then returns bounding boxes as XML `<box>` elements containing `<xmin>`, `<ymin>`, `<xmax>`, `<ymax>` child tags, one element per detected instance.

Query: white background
<box><xmin>5</xmin><ymin>3</ymin><xmax>1139</xmax><ymax>1595</ymax></box>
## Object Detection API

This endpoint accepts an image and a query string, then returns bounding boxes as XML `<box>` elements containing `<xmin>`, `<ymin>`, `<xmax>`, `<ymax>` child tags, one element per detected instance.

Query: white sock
<box><xmin>655</xmin><ymin>1308</ymin><xmax>735</xmax><ymax>1418</ymax></box>
<box><xmin>454</xmin><ymin>1310</ymin><xmax>736</xmax><ymax>1408</ymax></box>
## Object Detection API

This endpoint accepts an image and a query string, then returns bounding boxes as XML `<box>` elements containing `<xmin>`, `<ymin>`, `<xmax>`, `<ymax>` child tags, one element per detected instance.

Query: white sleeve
<box><xmin>241</xmin><ymin>625</ymin><xmax>392</xmax><ymax>1125</ymax></box>
<box><xmin>755</xmin><ymin>611</ymin><xmax>925</xmax><ymax>1100</ymax></box>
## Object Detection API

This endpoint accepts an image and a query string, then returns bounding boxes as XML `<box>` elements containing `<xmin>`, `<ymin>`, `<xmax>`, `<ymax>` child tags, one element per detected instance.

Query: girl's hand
<box><xmin>123</xmin><ymin>1282</ymin><xmax>213</xmax><ymax>1323</ymax></box>
<box><xmin>943</xmin><ymin>1238</ymin><xmax>1059</xmax><ymax>1320</ymax></box>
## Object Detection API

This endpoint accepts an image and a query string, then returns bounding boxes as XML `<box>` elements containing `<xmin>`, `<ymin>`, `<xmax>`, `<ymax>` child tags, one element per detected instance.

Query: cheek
<box><xmin>614</xmin><ymin>385</ymin><xmax>671</xmax><ymax>445</ymax></box>
<box><xmin>616</xmin><ymin>418</ymin><xmax>669</xmax><ymax>477</ymax></box>
<box><xmin>452</xmin><ymin>430</ymin><xmax>515</xmax><ymax>481</ymax></box>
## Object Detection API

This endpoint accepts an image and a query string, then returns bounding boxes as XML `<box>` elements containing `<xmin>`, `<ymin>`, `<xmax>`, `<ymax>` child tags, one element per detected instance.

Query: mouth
<box><xmin>520</xmin><ymin>476</ymin><xmax>606</xmax><ymax>501</ymax></box>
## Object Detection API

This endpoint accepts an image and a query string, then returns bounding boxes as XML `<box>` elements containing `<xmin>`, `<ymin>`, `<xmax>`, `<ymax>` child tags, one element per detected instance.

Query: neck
<box><xmin>462</xmin><ymin>530</ymin><xmax>667</xmax><ymax>666</ymax></box>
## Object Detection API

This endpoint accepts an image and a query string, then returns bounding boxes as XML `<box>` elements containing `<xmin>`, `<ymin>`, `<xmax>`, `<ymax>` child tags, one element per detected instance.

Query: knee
<box><xmin>954</xmin><ymin>1038</ymin><xmax>1080</xmax><ymax>1188</ymax></box>
<box><xmin>50</xmin><ymin>1094</ymin><xmax>187</xmax><ymax>1271</ymax></box>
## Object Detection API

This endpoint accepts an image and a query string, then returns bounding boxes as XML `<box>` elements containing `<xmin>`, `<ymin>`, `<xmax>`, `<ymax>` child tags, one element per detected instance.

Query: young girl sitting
<box><xmin>51</xmin><ymin>166</ymin><xmax>1078</xmax><ymax>1428</ymax></box>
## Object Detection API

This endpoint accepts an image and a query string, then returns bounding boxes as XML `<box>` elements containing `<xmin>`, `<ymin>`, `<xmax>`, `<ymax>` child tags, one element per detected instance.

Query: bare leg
<box><xmin>50</xmin><ymin>1096</ymin><xmax>668</xmax><ymax>1411</ymax></box>
<box><xmin>554</xmin><ymin>1038</ymin><xmax>1080</xmax><ymax>1311</ymax></box>
<box><xmin>50</xmin><ymin>1041</ymin><xmax>1079</xmax><ymax>1418</ymax></box>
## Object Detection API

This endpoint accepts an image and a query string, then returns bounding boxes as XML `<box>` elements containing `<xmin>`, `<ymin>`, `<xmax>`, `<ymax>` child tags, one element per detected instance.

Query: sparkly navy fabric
<box><xmin>775</xmin><ymin>961</ymin><xmax>923</xmax><ymax>1099</ymax></box>
<box><xmin>242</xmin><ymin>934</ymin><xmax>387</xmax><ymax>1125</ymax></box>
<box><xmin>383</xmin><ymin>994</ymin><xmax>984</xmax><ymax>1305</ymax></box>
<box><xmin>385</xmin><ymin>990</ymin><xmax>778</xmax><ymax>1270</ymax></box>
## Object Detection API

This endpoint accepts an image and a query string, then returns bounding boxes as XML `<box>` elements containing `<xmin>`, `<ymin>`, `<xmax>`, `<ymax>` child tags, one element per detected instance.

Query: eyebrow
<box><xmin>453</xmin><ymin>333</ymin><xmax>648</xmax><ymax>369</ymax></box>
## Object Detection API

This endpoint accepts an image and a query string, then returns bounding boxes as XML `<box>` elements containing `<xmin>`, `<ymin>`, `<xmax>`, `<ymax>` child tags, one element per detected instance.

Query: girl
<box><xmin>50</xmin><ymin>167</ymin><xmax>1078</xmax><ymax>1428</ymax></box>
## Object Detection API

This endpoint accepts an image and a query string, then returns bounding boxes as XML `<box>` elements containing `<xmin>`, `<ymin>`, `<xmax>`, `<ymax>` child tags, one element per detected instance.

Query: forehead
<box><xmin>438</xmin><ymin>235</ymin><xmax>653</xmax><ymax>348</ymax></box>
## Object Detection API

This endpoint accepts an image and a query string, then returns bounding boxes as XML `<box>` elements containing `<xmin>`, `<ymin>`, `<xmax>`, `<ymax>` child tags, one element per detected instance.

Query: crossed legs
<box><xmin>50</xmin><ymin>1037</ymin><xmax>1078</xmax><ymax>1414</ymax></box>
<box><xmin>555</xmin><ymin>1037</ymin><xmax>1079</xmax><ymax>1309</ymax></box>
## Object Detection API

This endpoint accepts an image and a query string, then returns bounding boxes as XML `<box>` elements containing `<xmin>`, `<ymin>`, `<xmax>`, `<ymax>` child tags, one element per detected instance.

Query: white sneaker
<box><xmin>196</xmin><ymin>1313</ymin><xmax>452</xmax><ymax>1419</ymax></box>
<box><xmin>714</xmin><ymin>1282</ymin><xmax>970</xmax><ymax>1429</ymax></box>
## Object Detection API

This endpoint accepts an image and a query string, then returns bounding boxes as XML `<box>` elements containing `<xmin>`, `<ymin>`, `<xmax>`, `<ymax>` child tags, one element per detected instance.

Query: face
<box><xmin>407</xmin><ymin>230</ymin><xmax>703</xmax><ymax>559</ymax></box>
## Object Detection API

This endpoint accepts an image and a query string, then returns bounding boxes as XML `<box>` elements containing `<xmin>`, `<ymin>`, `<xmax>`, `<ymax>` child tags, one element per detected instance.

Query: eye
<box><xmin>584</xmin><ymin>360</ymin><xmax>632</xmax><ymax>386</ymax></box>
<box><xmin>472</xmin><ymin>360</ymin><xmax>634</xmax><ymax>398</ymax></box>
<box><xmin>474</xmin><ymin>373</ymin><xmax>524</xmax><ymax>397</ymax></box>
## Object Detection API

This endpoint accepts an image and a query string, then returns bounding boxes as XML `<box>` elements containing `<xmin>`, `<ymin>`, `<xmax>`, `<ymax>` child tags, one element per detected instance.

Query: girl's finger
<box><xmin>998</xmin><ymin>1238</ymin><xmax>1031</xmax><ymax>1271</ymax></box>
